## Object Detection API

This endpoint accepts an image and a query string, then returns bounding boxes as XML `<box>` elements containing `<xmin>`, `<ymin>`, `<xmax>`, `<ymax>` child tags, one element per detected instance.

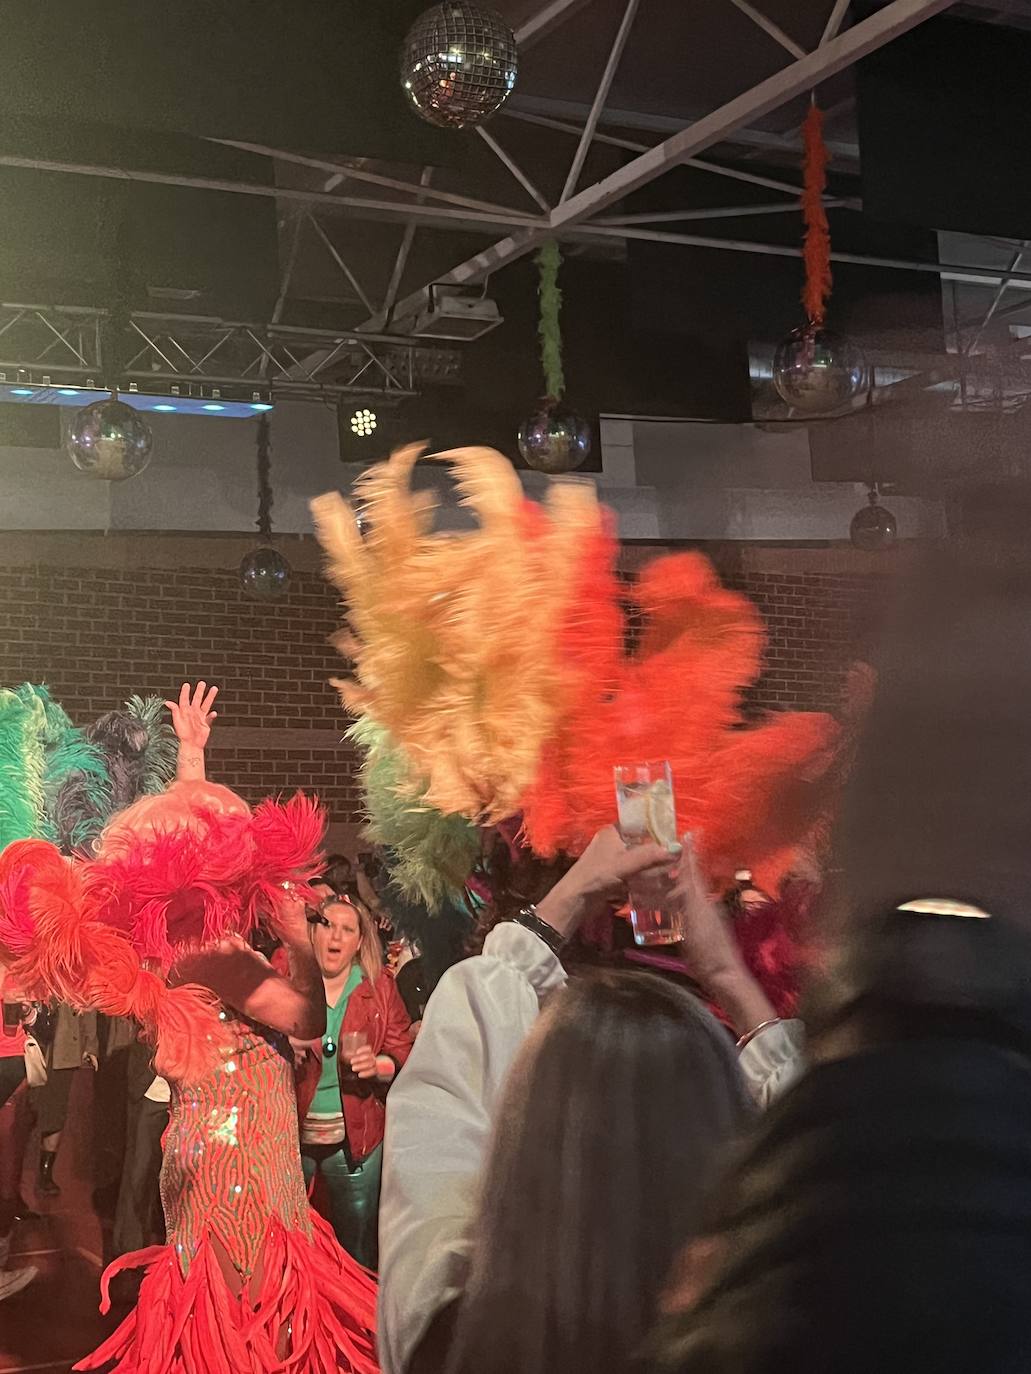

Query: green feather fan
<box><xmin>0</xmin><ymin>687</ymin><xmax>47</xmax><ymax>848</ymax></box>
<box><xmin>14</xmin><ymin>684</ymin><xmax>110</xmax><ymax>851</ymax></box>
<box><xmin>125</xmin><ymin>695</ymin><xmax>177</xmax><ymax>795</ymax></box>
<box><xmin>349</xmin><ymin>716</ymin><xmax>481</xmax><ymax>912</ymax></box>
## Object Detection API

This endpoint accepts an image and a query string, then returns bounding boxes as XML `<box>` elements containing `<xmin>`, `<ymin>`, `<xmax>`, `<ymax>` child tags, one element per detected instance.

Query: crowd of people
<box><xmin>3</xmin><ymin>470</ymin><xmax>1031</xmax><ymax>1372</ymax></box>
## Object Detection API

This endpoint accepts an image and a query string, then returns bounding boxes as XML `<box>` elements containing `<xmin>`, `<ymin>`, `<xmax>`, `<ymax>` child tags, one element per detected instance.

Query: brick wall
<box><xmin>0</xmin><ymin>533</ymin><xmax>900</xmax><ymax>844</ymax></box>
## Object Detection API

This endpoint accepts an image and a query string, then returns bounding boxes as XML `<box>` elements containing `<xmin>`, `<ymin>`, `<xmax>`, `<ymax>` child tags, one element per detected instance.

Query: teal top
<box><xmin>311</xmin><ymin>964</ymin><xmax>364</xmax><ymax>1117</ymax></box>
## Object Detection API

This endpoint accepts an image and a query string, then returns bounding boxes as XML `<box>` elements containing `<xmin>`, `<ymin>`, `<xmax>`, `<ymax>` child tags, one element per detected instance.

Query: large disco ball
<box><xmin>773</xmin><ymin>324</ymin><xmax>868</xmax><ymax>415</ymax></box>
<box><xmin>850</xmin><ymin>491</ymin><xmax>897</xmax><ymax>551</ymax></box>
<box><xmin>401</xmin><ymin>2</ymin><xmax>518</xmax><ymax>129</ymax></box>
<box><xmin>518</xmin><ymin>399</ymin><xmax>592</xmax><ymax>474</ymax></box>
<box><xmin>67</xmin><ymin>395</ymin><xmax>153</xmax><ymax>481</ymax></box>
<box><xmin>240</xmin><ymin>545</ymin><xmax>291</xmax><ymax>599</ymax></box>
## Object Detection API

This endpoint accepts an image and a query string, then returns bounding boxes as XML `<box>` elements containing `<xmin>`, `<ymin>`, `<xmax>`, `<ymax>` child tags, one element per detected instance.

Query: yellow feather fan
<box><xmin>311</xmin><ymin>446</ymin><xmax>605</xmax><ymax>822</ymax></box>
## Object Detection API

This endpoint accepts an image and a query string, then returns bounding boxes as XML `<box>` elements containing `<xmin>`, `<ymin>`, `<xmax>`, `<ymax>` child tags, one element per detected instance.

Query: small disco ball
<box><xmin>850</xmin><ymin>491</ymin><xmax>897</xmax><ymax>551</ymax></box>
<box><xmin>518</xmin><ymin>399</ymin><xmax>592</xmax><ymax>474</ymax></box>
<box><xmin>67</xmin><ymin>395</ymin><xmax>153</xmax><ymax>481</ymax></box>
<box><xmin>773</xmin><ymin>324</ymin><xmax>868</xmax><ymax>415</ymax></box>
<box><xmin>240</xmin><ymin>545</ymin><xmax>292</xmax><ymax>599</ymax></box>
<box><xmin>401</xmin><ymin>2</ymin><xmax>518</xmax><ymax>129</ymax></box>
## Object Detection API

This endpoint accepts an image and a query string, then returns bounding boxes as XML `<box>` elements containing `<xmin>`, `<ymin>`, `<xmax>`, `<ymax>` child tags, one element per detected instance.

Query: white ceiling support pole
<box><xmin>560</xmin><ymin>0</ymin><xmax>641</xmax><ymax>203</ymax></box>
<box><xmin>476</xmin><ymin>126</ymin><xmax>551</xmax><ymax>212</ymax></box>
<box><xmin>306</xmin><ymin>213</ymin><xmax>376</xmax><ymax>315</ymax></box>
<box><xmin>514</xmin><ymin>0</ymin><xmax>597</xmax><ymax>47</ymax></box>
<box><xmin>382</xmin><ymin>168</ymin><xmax>434</xmax><ymax>319</ymax></box>
<box><xmin>215</xmin><ymin>139</ymin><xmax>523</xmax><ymax>218</ymax></box>
<box><xmin>821</xmin><ymin>0</ymin><xmax>853</xmax><ymax>45</ymax></box>
<box><xmin>595</xmin><ymin>198</ymin><xmax>851</xmax><ymax>226</ymax></box>
<box><xmin>727</xmin><ymin>0</ymin><xmax>807</xmax><ymax>59</ymax></box>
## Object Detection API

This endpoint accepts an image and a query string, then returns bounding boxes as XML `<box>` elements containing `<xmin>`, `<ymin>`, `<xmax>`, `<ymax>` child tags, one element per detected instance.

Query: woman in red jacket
<box><xmin>293</xmin><ymin>887</ymin><xmax>413</xmax><ymax>1269</ymax></box>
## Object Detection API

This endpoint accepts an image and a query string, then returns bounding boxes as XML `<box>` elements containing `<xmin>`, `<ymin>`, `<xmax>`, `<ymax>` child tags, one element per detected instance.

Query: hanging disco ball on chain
<box><xmin>240</xmin><ymin>414</ymin><xmax>291</xmax><ymax>598</ymax></box>
<box><xmin>239</xmin><ymin>546</ymin><xmax>292</xmax><ymax>598</ymax></box>
<box><xmin>773</xmin><ymin>323</ymin><xmax>868</xmax><ymax>416</ymax></box>
<box><xmin>67</xmin><ymin>393</ymin><xmax>153</xmax><ymax>481</ymax></box>
<box><xmin>850</xmin><ymin>487</ymin><xmax>897</xmax><ymax>552</ymax></box>
<box><xmin>401</xmin><ymin>2</ymin><xmax>518</xmax><ymax>129</ymax></box>
<box><xmin>518</xmin><ymin>398</ymin><xmax>592</xmax><ymax>475</ymax></box>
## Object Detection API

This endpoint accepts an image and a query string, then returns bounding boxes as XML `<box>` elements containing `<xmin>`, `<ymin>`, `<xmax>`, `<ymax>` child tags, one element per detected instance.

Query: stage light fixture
<box><xmin>349</xmin><ymin>407</ymin><xmax>378</xmax><ymax>438</ymax></box>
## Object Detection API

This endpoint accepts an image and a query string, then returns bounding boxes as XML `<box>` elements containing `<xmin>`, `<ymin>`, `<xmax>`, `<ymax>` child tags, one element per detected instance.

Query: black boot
<box><xmin>37</xmin><ymin>1149</ymin><xmax>60</xmax><ymax>1198</ymax></box>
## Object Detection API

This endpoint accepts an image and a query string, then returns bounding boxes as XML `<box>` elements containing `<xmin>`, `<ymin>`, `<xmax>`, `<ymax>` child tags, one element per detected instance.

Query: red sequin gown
<box><xmin>77</xmin><ymin>1010</ymin><xmax>379</xmax><ymax>1374</ymax></box>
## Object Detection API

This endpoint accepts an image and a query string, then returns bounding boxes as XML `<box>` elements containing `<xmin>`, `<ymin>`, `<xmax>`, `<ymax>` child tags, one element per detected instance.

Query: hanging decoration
<box><xmin>518</xmin><ymin>240</ymin><xmax>592</xmax><ymax>474</ymax></box>
<box><xmin>773</xmin><ymin>103</ymin><xmax>867</xmax><ymax>416</ymax></box>
<box><xmin>850</xmin><ymin>484</ymin><xmax>897</xmax><ymax>551</ymax></box>
<box><xmin>67</xmin><ymin>392</ymin><xmax>152</xmax><ymax>481</ymax></box>
<box><xmin>240</xmin><ymin>415</ymin><xmax>291</xmax><ymax>598</ymax></box>
<box><xmin>401</xmin><ymin>2</ymin><xmax>518</xmax><ymax>129</ymax></box>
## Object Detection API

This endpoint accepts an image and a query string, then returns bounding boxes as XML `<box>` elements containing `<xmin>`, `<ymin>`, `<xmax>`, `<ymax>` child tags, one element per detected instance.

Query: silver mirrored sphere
<box><xmin>850</xmin><ymin>495</ymin><xmax>897</xmax><ymax>551</ymax></box>
<box><xmin>518</xmin><ymin>400</ymin><xmax>592</xmax><ymax>474</ymax></box>
<box><xmin>401</xmin><ymin>2</ymin><xmax>518</xmax><ymax>129</ymax></box>
<box><xmin>67</xmin><ymin>396</ymin><xmax>153</xmax><ymax>481</ymax></box>
<box><xmin>240</xmin><ymin>545</ymin><xmax>292</xmax><ymax>599</ymax></box>
<box><xmin>773</xmin><ymin>325</ymin><xmax>868</xmax><ymax>415</ymax></box>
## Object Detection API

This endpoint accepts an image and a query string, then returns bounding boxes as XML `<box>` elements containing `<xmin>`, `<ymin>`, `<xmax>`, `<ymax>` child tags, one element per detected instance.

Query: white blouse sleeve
<box><xmin>738</xmin><ymin>1017</ymin><xmax>807</xmax><ymax>1110</ymax></box>
<box><xmin>377</xmin><ymin>922</ymin><xmax>567</xmax><ymax>1374</ymax></box>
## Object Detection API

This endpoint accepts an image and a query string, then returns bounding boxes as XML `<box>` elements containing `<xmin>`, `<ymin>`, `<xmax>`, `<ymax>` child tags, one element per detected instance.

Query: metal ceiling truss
<box><xmin>0</xmin><ymin>304</ymin><xmax>460</xmax><ymax>399</ymax></box>
<box><xmin>0</xmin><ymin>0</ymin><xmax>973</xmax><ymax>388</ymax></box>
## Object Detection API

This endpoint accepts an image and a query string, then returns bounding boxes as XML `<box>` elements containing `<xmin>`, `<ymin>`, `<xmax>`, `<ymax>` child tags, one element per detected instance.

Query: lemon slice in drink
<box><xmin>644</xmin><ymin>779</ymin><xmax>677</xmax><ymax>850</ymax></box>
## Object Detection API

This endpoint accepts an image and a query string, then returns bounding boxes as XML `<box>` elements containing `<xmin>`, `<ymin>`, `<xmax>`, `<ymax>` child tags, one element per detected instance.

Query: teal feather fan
<box><xmin>348</xmin><ymin>716</ymin><xmax>481</xmax><ymax>912</ymax></box>
<box><xmin>14</xmin><ymin>684</ymin><xmax>110</xmax><ymax>851</ymax></box>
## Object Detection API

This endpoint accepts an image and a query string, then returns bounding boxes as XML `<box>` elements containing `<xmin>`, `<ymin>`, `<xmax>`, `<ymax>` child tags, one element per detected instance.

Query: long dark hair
<box><xmin>446</xmin><ymin>971</ymin><xmax>753</xmax><ymax>1374</ymax></box>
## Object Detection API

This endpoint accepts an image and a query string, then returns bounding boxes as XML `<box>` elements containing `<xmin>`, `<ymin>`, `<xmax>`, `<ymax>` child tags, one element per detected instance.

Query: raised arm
<box><xmin>164</xmin><ymin>681</ymin><xmax>219</xmax><ymax>783</ymax></box>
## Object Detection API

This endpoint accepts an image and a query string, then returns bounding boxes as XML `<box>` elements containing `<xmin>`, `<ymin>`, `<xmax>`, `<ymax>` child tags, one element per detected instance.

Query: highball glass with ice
<box><xmin>614</xmin><ymin>760</ymin><xmax>683</xmax><ymax>946</ymax></box>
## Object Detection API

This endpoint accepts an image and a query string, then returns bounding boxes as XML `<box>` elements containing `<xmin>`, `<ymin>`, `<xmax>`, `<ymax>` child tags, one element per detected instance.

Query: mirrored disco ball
<box><xmin>401</xmin><ymin>2</ymin><xmax>518</xmax><ymax>129</ymax></box>
<box><xmin>850</xmin><ymin>494</ymin><xmax>897</xmax><ymax>551</ymax></box>
<box><xmin>67</xmin><ymin>396</ymin><xmax>153</xmax><ymax>481</ymax></box>
<box><xmin>240</xmin><ymin>546</ymin><xmax>292</xmax><ymax>598</ymax></box>
<box><xmin>773</xmin><ymin>325</ymin><xmax>868</xmax><ymax>415</ymax></box>
<box><xmin>518</xmin><ymin>400</ymin><xmax>592</xmax><ymax>474</ymax></box>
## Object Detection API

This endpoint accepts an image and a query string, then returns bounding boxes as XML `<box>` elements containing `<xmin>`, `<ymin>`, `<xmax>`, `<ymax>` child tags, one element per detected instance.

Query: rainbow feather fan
<box><xmin>314</xmin><ymin>447</ymin><xmax>843</xmax><ymax>894</ymax></box>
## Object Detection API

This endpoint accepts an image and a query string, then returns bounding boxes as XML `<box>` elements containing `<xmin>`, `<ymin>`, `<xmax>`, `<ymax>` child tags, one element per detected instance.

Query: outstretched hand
<box><xmin>165</xmin><ymin>681</ymin><xmax>219</xmax><ymax>751</ymax></box>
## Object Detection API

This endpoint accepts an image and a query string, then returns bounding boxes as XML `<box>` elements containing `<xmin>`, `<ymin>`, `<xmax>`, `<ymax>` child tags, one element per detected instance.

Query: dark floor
<box><xmin>1</xmin><ymin>1072</ymin><xmax>116</xmax><ymax>1373</ymax></box>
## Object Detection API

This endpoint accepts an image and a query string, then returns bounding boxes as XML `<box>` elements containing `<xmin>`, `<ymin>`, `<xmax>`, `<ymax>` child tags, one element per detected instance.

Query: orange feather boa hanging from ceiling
<box><xmin>801</xmin><ymin>102</ymin><xmax>832</xmax><ymax>327</ymax></box>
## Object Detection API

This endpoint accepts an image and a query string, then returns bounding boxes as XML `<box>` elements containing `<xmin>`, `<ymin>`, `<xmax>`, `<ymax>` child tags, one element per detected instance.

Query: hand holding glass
<box><xmin>614</xmin><ymin>761</ymin><xmax>684</xmax><ymax>946</ymax></box>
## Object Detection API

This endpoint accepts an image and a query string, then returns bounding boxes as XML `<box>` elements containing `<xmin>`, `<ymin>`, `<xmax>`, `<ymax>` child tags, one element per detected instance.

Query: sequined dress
<box><xmin>76</xmin><ymin>1011</ymin><xmax>379</xmax><ymax>1374</ymax></box>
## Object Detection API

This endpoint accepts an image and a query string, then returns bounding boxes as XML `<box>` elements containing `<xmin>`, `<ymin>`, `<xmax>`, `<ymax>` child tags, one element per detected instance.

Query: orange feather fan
<box><xmin>315</xmin><ymin>447</ymin><xmax>845</xmax><ymax>895</ymax></box>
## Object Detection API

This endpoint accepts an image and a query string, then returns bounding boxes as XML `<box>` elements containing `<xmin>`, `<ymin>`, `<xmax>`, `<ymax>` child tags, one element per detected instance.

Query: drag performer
<box><xmin>0</xmin><ymin>683</ymin><xmax>377</xmax><ymax>1373</ymax></box>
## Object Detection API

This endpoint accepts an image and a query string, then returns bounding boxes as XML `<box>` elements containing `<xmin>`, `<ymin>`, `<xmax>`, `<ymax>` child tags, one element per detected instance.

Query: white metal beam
<box><xmin>514</xmin><ymin>0</ymin><xmax>597</xmax><ymax>47</ymax></box>
<box><xmin>476</xmin><ymin>127</ymin><xmax>551</xmax><ymax>212</ymax></box>
<box><xmin>215</xmin><ymin>138</ymin><xmax>524</xmax><ymax>218</ymax></box>
<box><xmin>727</xmin><ymin>0</ymin><xmax>807</xmax><ymax>60</ymax></box>
<box><xmin>550</xmin><ymin>0</ymin><xmax>956</xmax><ymax>231</ymax></box>
<box><xmin>821</xmin><ymin>0</ymin><xmax>852</xmax><ymax>45</ymax></box>
<box><xmin>560</xmin><ymin>0</ymin><xmax>642</xmax><ymax>202</ymax></box>
<box><xmin>0</xmin><ymin>152</ymin><xmax>541</xmax><ymax>234</ymax></box>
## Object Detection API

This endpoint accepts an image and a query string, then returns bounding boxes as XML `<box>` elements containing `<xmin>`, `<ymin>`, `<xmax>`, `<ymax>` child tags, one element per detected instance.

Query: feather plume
<box><xmin>348</xmin><ymin>716</ymin><xmax>480</xmax><ymax>910</ymax></box>
<box><xmin>125</xmin><ymin>694</ymin><xmax>178</xmax><ymax>796</ymax></box>
<box><xmin>313</xmin><ymin>446</ymin><xmax>605</xmax><ymax>821</ymax></box>
<box><xmin>314</xmin><ymin>446</ymin><xmax>844</xmax><ymax>897</ymax></box>
<box><xmin>13</xmin><ymin>684</ymin><xmax>111</xmax><ymax>853</ymax></box>
<box><xmin>0</xmin><ymin>688</ymin><xmax>46</xmax><ymax>849</ymax></box>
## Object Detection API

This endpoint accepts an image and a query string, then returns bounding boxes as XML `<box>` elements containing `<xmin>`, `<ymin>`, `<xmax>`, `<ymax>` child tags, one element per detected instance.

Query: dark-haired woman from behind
<box><xmin>379</xmin><ymin>827</ymin><xmax>761</xmax><ymax>1374</ymax></box>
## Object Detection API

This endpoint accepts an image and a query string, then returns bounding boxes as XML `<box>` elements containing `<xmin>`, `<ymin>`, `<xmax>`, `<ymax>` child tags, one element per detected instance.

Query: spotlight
<box><xmin>349</xmin><ymin>407</ymin><xmax>378</xmax><ymax>438</ymax></box>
